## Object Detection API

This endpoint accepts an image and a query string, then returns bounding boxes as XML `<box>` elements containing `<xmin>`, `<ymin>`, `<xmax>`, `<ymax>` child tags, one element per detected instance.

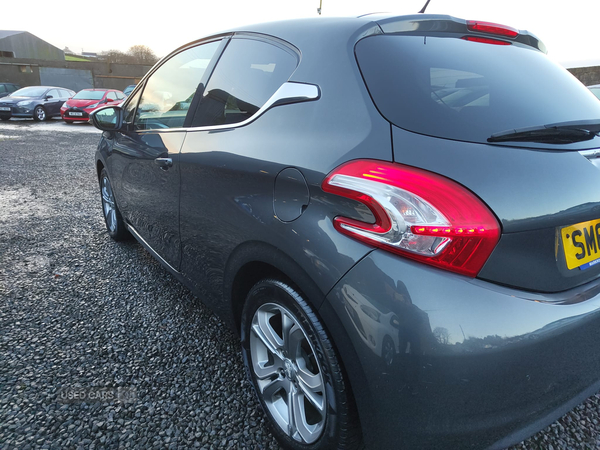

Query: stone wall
<box><xmin>568</xmin><ymin>66</ymin><xmax>600</xmax><ymax>87</ymax></box>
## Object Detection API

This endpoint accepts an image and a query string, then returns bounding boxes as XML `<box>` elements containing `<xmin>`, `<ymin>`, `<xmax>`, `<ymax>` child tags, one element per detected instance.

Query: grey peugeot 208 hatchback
<box><xmin>90</xmin><ymin>13</ymin><xmax>600</xmax><ymax>450</ymax></box>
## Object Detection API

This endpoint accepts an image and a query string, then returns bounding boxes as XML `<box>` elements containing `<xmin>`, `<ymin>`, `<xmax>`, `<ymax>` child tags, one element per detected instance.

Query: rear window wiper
<box><xmin>488</xmin><ymin>120</ymin><xmax>600</xmax><ymax>143</ymax></box>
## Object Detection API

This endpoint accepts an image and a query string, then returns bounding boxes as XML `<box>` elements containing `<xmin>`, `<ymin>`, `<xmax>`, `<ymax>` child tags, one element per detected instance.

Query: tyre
<box><xmin>64</xmin><ymin>120</ymin><xmax>73</xmax><ymax>125</ymax></box>
<box><xmin>99</xmin><ymin>168</ymin><xmax>130</xmax><ymax>241</ymax></box>
<box><xmin>0</xmin><ymin>116</ymin><xmax>10</xmax><ymax>121</ymax></box>
<box><xmin>241</xmin><ymin>279</ymin><xmax>361</xmax><ymax>450</ymax></box>
<box><xmin>33</xmin><ymin>105</ymin><xmax>47</xmax><ymax>122</ymax></box>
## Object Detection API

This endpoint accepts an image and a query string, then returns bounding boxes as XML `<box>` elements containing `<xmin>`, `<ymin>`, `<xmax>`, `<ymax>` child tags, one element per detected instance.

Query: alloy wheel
<box><xmin>382</xmin><ymin>336</ymin><xmax>395</xmax><ymax>367</ymax></box>
<box><xmin>34</xmin><ymin>106</ymin><xmax>46</xmax><ymax>121</ymax></box>
<box><xmin>250</xmin><ymin>302</ymin><xmax>326</xmax><ymax>444</ymax></box>
<box><xmin>101</xmin><ymin>176</ymin><xmax>117</xmax><ymax>233</ymax></box>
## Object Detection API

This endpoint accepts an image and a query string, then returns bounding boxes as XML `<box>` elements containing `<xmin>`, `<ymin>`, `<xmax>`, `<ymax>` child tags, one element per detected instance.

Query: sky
<box><xmin>4</xmin><ymin>0</ymin><xmax>600</xmax><ymax>68</ymax></box>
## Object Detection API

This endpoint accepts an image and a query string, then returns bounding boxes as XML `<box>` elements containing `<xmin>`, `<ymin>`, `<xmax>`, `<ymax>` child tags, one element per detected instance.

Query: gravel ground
<box><xmin>1</xmin><ymin>119</ymin><xmax>600</xmax><ymax>450</ymax></box>
<box><xmin>0</xmin><ymin>120</ymin><xmax>281</xmax><ymax>450</ymax></box>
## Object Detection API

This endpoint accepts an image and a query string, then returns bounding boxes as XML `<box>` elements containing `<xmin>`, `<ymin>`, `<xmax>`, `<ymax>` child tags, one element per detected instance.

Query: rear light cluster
<box><xmin>322</xmin><ymin>160</ymin><xmax>501</xmax><ymax>277</ymax></box>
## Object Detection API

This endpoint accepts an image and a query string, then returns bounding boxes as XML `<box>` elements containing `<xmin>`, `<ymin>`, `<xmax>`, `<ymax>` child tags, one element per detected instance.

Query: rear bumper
<box><xmin>322</xmin><ymin>250</ymin><xmax>600</xmax><ymax>449</ymax></box>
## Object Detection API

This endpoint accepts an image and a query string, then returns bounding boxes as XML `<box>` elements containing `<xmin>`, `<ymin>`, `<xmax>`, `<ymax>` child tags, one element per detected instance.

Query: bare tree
<box><xmin>433</xmin><ymin>327</ymin><xmax>450</xmax><ymax>345</ymax></box>
<box><xmin>102</xmin><ymin>49</ymin><xmax>132</xmax><ymax>64</ymax></box>
<box><xmin>127</xmin><ymin>45</ymin><xmax>158</xmax><ymax>65</ymax></box>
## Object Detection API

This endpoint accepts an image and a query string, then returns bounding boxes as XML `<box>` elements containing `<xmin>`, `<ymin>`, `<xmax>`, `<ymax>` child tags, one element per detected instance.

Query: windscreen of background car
<box><xmin>11</xmin><ymin>87</ymin><xmax>47</xmax><ymax>98</ymax></box>
<box><xmin>191</xmin><ymin>38</ymin><xmax>298</xmax><ymax>127</ymax></box>
<box><xmin>355</xmin><ymin>35</ymin><xmax>600</xmax><ymax>144</ymax></box>
<box><xmin>134</xmin><ymin>41</ymin><xmax>220</xmax><ymax>130</ymax></box>
<box><xmin>73</xmin><ymin>90</ymin><xmax>105</xmax><ymax>100</ymax></box>
<box><xmin>590</xmin><ymin>87</ymin><xmax>600</xmax><ymax>100</ymax></box>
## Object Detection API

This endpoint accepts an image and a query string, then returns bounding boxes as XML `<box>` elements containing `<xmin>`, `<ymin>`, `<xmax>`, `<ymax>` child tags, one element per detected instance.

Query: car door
<box><xmin>105</xmin><ymin>91</ymin><xmax>119</xmax><ymax>106</ymax></box>
<box><xmin>106</xmin><ymin>39</ymin><xmax>222</xmax><ymax>270</ymax></box>
<box><xmin>178</xmin><ymin>36</ymin><xmax>300</xmax><ymax>299</ymax></box>
<box><xmin>59</xmin><ymin>89</ymin><xmax>73</xmax><ymax>100</ymax></box>
<box><xmin>44</xmin><ymin>89</ymin><xmax>62</xmax><ymax>115</ymax></box>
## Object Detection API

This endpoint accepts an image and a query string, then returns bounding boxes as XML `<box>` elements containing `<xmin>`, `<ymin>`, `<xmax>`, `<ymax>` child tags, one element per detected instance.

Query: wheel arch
<box><xmin>228</xmin><ymin>241</ymin><xmax>367</xmax><ymax>447</ymax></box>
<box><xmin>224</xmin><ymin>241</ymin><xmax>329</xmax><ymax>336</ymax></box>
<box><xmin>96</xmin><ymin>159</ymin><xmax>105</xmax><ymax>181</ymax></box>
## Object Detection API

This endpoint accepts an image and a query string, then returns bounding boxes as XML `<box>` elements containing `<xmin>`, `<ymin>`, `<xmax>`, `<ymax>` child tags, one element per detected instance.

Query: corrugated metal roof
<box><xmin>0</xmin><ymin>30</ymin><xmax>25</xmax><ymax>40</ymax></box>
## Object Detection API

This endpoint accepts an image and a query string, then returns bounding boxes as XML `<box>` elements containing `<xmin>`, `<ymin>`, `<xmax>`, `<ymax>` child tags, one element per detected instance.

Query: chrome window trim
<box><xmin>580</xmin><ymin>149</ymin><xmax>600</xmax><ymax>160</ymax></box>
<box><xmin>580</xmin><ymin>149</ymin><xmax>600</xmax><ymax>169</ymax></box>
<box><xmin>132</xmin><ymin>81</ymin><xmax>320</xmax><ymax>134</ymax></box>
<box><xmin>120</xmin><ymin>34</ymin><xmax>232</xmax><ymax>111</ymax></box>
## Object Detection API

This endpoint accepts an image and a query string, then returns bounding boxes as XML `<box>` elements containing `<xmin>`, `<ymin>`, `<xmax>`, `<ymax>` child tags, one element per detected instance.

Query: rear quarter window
<box><xmin>191</xmin><ymin>37</ymin><xmax>298</xmax><ymax>127</ymax></box>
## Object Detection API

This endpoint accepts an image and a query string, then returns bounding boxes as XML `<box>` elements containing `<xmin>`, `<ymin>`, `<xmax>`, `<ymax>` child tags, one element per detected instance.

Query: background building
<box><xmin>0</xmin><ymin>31</ymin><xmax>64</xmax><ymax>60</ymax></box>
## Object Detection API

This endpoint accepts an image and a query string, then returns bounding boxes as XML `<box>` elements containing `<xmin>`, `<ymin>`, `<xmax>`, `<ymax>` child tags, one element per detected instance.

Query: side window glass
<box><xmin>47</xmin><ymin>89</ymin><xmax>59</xmax><ymax>99</ymax></box>
<box><xmin>106</xmin><ymin>91</ymin><xmax>117</xmax><ymax>101</ymax></box>
<box><xmin>193</xmin><ymin>38</ymin><xmax>298</xmax><ymax>127</ymax></box>
<box><xmin>123</xmin><ymin>88</ymin><xmax>142</xmax><ymax>127</ymax></box>
<box><xmin>116</xmin><ymin>91</ymin><xmax>124</xmax><ymax>99</ymax></box>
<box><xmin>60</xmin><ymin>89</ymin><xmax>71</xmax><ymax>98</ymax></box>
<box><xmin>0</xmin><ymin>85</ymin><xmax>6</xmax><ymax>93</ymax></box>
<box><xmin>135</xmin><ymin>40</ymin><xmax>220</xmax><ymax>130</ymax></box>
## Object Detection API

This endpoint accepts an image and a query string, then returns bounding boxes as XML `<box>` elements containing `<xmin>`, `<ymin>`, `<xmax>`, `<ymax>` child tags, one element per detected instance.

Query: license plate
<box><xmin>69</xmin><ymin>112</ymin><xmax>83</xmax><ymax>117</ymax></box>
<box><xmin>561</xmin><ymin>218</ymin><xmax>600</xmax><ymax>270</ymax></box>
<box><xmin>0</xmin><ymin>107</ymin><xmax>10</xmax><ymax>111</ymax></box>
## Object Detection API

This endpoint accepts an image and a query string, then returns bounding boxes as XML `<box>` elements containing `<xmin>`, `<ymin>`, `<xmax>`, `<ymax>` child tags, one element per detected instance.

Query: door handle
<box><xmin>155</xmin><ymin>157</ymin><xmax>173</xmax><ymax>170</ymax></box>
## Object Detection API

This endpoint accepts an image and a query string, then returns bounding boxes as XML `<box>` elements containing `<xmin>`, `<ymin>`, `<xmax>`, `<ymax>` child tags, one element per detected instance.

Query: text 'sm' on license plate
<box><xmin>561</xmin><ymin>218</ymin><xmax>600</xmax><ymax>270</ymax></box>
<box><xmin>0</xmin><ymin>107</ymin><xmax>10</xmax><ymax>111</ymax></box>
<box><xmin>69</xmin><ymin>112</ymin><xmax>83</xmax><ymax>116</ymax></box>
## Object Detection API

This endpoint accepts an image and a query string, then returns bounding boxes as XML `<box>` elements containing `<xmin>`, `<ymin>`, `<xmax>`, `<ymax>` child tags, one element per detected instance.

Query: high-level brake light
<box><xmin>322</xmin><ymin>160</ymin><xmax>501</xmax><ymax>277</ymax></box>
<box><xmin>467</xmin><ymin>20</ymin><xmax>519</xmax><ymax>38</ymax></box>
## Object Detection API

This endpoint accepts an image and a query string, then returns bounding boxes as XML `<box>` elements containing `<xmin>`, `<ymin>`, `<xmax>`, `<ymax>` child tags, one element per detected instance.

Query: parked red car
<box><xmin>61</xmin><ymin>89</ymin><xmax>125</xmax><ymax>123</ymax></box>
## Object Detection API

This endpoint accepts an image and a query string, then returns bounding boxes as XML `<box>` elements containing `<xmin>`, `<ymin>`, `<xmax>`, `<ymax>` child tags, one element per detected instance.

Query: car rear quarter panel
<box><xmin>323</xmin><ymin>249</ymin><xmax>600</xmax><ymax>449</ymax></box>
<box><xmin>178</xmin><ymin>70</ymin><xmax>392</xmax><ymax>322</ymax></box>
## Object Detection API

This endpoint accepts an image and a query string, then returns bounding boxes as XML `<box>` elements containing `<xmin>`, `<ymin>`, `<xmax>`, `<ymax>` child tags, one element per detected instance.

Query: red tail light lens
<box><xmin>467</xmin><ymin>20</ymin><xmax>519</xmax><ymax>38</ymax></box>
<box><xmin>322</xmin><ymin>160</ymin><xmax>501</xmax><ymax>277</ymax></box>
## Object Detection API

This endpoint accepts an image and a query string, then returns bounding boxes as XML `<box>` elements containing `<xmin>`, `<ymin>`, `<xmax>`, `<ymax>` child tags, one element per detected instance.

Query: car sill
<box><xmin>126</xmin><ymin>223</ymin><xmax>181</xmax><ymax>274</ymax></box>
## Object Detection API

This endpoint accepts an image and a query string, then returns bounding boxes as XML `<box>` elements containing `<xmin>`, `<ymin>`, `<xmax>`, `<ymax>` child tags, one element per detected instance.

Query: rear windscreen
<box><xmin>355</xmin><ymin>35</ymin><xmax>600</xmax><ymax>143</ymax></box>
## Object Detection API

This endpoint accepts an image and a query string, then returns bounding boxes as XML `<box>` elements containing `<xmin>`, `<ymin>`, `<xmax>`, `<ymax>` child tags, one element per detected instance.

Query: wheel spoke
<box><xmin>286</xmin><ymin>324</ymin><xmax>304</xmax><ymax>360</ymax></box>
<box><xmin>291</xmin><ymin>385</ymin><xmax>320</xmax><ymax>443</ymax></box>
<box><xmin>254</xmin><ymin>360</ymin><xmax>283</xmax><ymax>379</ymax></box>
<box><xmin>288</xmin><ymin>386</ymin><xmax>297</xmax><ymax>437</ymax></box>
<box><xmin>297</xmin><ymin>366</ymin><xmax>323</xmax><ymax>392</ymax></box>
<box><xmin>102</xmin><ymin>192</ymin><xmax>114</xmax><ymax>207</ymax></box>
<box><xmin>256</xmin><ymin>310</ymin><xmax>284</xmax><ymax>352</ymax></box>
<box><xmin>251</xmin><ymin>319</ymin><xmax>286</xmax><ymax>380</ymax></box>
<box><xmin>260</xmin><ymin>376</ymin><xmax>289</xmax><ymax>399</ymax></box>
<box><xmin>297</xmin><ymin>368</ymin><xmax>325</xmax><ymax>413</ymax></box>
<box><xmin>109</xmin><ymin>210</ymin><xmax>117</xmax><ymax>231</ymax></box>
